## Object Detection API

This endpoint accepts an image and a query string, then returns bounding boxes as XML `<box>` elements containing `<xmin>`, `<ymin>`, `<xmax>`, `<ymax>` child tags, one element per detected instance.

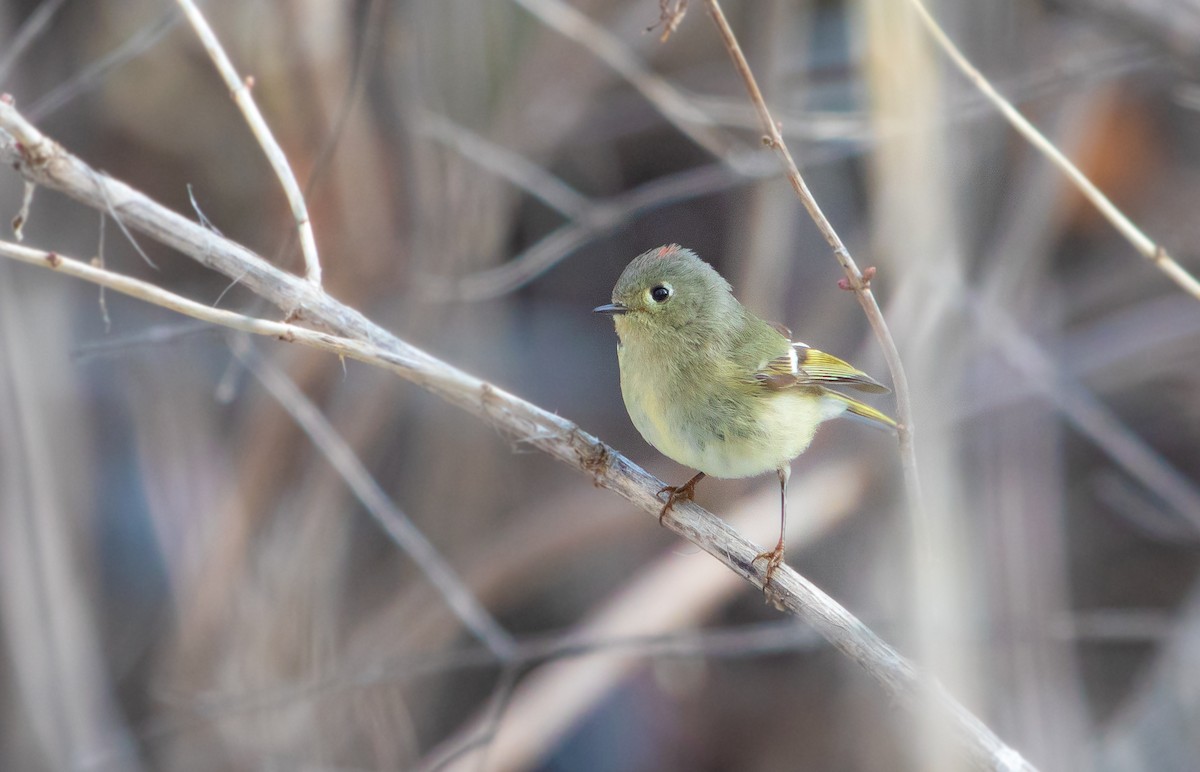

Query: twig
<box><xmin>0</xmin><ymin>103</ymin><xmax>1029</xmax><ymax>771</ymax></box>
<box><xmin>175</xmin><ymin>0</ymin><xmax>323</xmax><ymax>287</ymax></box>
<box><xmin>11</xmin><ymin>180</ymin><xmax>33</xmax><ymax>240</ymax></box>
<box><xmin>906</xmin><ymin>0</ymin><xmax>1200</xmax><ymax>302</ymax></box>
<box><xmin>697</xmin><ymin>0</ymin><xmax>925</xmax><ymax>558</ymax></box>
<box><xmin>96</xmin><ymin>210</ymin><xmax>111</xmax><ymax>332</ymax></box>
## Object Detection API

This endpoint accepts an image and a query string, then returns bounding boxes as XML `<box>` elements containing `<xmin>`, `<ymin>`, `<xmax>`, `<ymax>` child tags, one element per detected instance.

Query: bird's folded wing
<box><xmin>755</xmin><ymin>344</ymin><xmax>890</xmax><ymax>393</ymax></box>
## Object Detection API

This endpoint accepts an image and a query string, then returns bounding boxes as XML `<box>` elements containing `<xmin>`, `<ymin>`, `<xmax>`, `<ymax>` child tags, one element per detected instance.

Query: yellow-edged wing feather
<box><xmin>753</xmin><ymin>341</ymin><xmax>896</xmax><ymax>432</ymax></box>
<box><xmin>756</xmin><ymin>343</ymin><xmax>890</xmax><ymax>393</ymax></box>
<box><xmin>822</xmin><ymin>390</ymin><xmax>897</xmax><ymax>432</ymax></box>
<box><xmin>796</xmin><ymin>346</ymin><xmax>889</xmax><ymax>392</ymax></box>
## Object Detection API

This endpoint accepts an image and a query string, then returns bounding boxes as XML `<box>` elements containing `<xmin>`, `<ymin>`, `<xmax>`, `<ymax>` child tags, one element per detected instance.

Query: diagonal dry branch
<box><xmin>0</xmin><ymin>99</ymin><xmax>1031</xmax><ymax>770</ymax></box>
<box><xmin>907</xmin><ymin>0</ymin><xmax>1200</xmax><ymax>302</ymax></box>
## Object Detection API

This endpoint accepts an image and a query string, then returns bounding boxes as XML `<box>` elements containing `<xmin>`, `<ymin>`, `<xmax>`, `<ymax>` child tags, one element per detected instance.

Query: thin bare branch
<box><xmin>906</xmin><ymin>0</ymin><xmax>1200</xmax><ymax>302</ymax></box>
<box><xmin>11</xmin><ymin>180</ymin><xmax>33</xmax><ymax>240</ymax></box>
<box><xmin>696</xmin><ymin>0</ymin><xmax>925</xmax><ymax>556</ymax></box>
<box><xmin>175</xmin><ymin>0</ymin><xmax>323</xmax><ymax>287</ymax></box>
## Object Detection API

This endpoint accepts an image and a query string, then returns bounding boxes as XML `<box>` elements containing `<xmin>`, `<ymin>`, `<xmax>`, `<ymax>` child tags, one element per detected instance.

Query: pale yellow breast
<box><xmin>616</xmin><ymin>344</ymin><xmax>846</xmax><ymax>479</ymax></box>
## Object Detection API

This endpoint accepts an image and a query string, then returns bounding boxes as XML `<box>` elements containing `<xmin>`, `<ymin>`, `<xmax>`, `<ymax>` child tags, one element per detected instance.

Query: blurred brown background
<box><xmin>2</xmin><ymin>0</ymin><xmax>1200</xmax><ymax>769</ymax></box>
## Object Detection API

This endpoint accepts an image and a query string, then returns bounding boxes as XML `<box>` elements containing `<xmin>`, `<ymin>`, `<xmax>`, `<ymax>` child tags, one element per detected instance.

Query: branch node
<box><xmin>480</xmin><ymin>383</ymin><xmax>505</xmax><ymax>424</ymax></box>
<box><xmin>571</xmin><ymin>429</ymin><xmax>612</xmax><ymax>486</ymax></box>
<box><xmin>44</xmin><ymin>251</ymin><xmax>61</xmax><ymax>268</ymax></box>
<box><xmin>277</xmin><ymin>329</ymin><xmax>296</xmax><ymax>343</ymax></box>
<box><xmin>12</xmin><ymin>179</ymin><xmax>35</xmax><ymax>241</ymax></box>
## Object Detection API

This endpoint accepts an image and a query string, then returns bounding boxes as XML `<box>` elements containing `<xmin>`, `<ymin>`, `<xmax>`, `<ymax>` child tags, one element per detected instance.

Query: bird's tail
<box><xmin>825</xmin><ymin>390</ymin><xmax>898</xmax><ymax>434</ymax></box>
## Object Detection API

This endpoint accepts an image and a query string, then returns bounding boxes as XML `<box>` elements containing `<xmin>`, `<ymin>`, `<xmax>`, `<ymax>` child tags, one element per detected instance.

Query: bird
<box><xmin>594</xmin><ymin>244</ymin><xmax>894</xmax><ymax>586</ymax></box>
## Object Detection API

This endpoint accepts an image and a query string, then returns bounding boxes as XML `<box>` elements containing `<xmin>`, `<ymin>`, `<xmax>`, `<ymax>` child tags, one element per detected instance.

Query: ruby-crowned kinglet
<box><xmin>595</xmin><ymin>244</ymin><xmax>894</xmax><ymax>584</ymax></box>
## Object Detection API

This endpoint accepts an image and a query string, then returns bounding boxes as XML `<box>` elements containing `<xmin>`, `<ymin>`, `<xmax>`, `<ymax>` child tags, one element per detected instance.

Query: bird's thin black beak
<box><xmin>593</xmin><ymin>303</ymin><xmax>628</xmax><ymax>315</ymax></box>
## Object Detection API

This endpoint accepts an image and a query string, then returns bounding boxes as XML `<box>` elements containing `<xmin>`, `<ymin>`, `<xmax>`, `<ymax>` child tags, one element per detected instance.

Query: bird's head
<box><xmin>594</xmin><ymin>244</ymin><xmax>735</xmax><ymax>346</ymax></box>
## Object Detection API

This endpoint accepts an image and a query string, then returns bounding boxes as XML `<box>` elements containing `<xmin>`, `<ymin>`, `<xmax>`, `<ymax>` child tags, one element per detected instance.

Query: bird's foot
<box><xmin>753</xmin><ymin>546</ymin><xmax>786</xmax><ymax>590</ymax></box>
<box><xmin>657</xmin><ymin>477</ymin><xmax>701</xmax><ymax>524</ymax></box>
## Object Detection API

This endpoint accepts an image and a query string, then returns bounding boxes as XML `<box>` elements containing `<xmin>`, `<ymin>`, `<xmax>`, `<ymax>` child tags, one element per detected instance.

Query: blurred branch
<box><xmin>0</xmin><ymin>263</ymin><xmax>141</xmax><ymax>770</ymax></box>
<box><xmin>430</xmin><ymin>152</ymin><xmax>779</xmax><ymax>300</ymax></box>
<box><xmin>696</xmin><ymin>0</ymin><xmax>925</xmax><ymax>544</ymax></box>
<box><xmin>1096</xmin><ymin>581</ymin><xmax>1200</xmax><ymax>772</ymax></box>
<box><xmin>150</xmin><ymin>618</ymin><xmax>823</xmax><ymax>756</ymax></box>
<box><xmin>967</xmin><ymin>293</ymin><xmax>1200</xmax><ymax>535</ymax></box>
<box><xmin>176</xmin><ymin>0</ymin><xmax>323</xmax><ymax>287</ymax></box>
<box><xmin>228</xmin><ymin>336</ymin><xmax>517</xmax><ymax>661</ymax></box>
<box><xmin>0</xmin><ymin>101</ymin><xmax>1030</xmax><ymax>771</ymax></box>
<box><xmin>690</xmin><ymin>39</ymin><xmax>1157</xmax><ymax>142</ymax></box>
<box><xmin>417</xmin><ymin>111</ymin><xmax>593</xmax><ymax>220</ymax></box>
<box><xmin>1063</xmin><ymin>0</ymin><xmax>1200</xmax><ymax>63</ymax></box>
<box><xmin>0</xmin><ymin>0</ymin><xmax>69</xmax><ymax>85</ymax></box>
<box><xmin>907</xmin><ymin>0</ymin><xmax>1200</xmax><ymax>302</ymax></box>
<box><xmin>27</xmin><ymin>6</ymin><xmax>181</xmax><ymax>121</ymax></box>
<box><xmin>510</xmin><ymin>0</ymin><xmax>737</xmax><ymax>160</ymax></box>
<box><xmin>424</xmin><ymin>461</ymin><xmax>866</xmax><ymax>772</ymax></box>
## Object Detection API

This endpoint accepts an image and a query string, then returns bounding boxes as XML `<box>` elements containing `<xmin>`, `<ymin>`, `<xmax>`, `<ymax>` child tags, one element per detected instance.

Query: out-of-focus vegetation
<box><xmin>1</xmin><ymin>1</ymin><xmax>1199</xmax><ymax>769</ymax></box>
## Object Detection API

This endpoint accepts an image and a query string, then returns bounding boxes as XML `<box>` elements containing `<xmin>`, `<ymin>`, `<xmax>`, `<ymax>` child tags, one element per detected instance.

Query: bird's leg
<box><xmin>657</xmin><ymin>471</ymin><xmax>706</xmax><ymax>524</ymax></box>
<box><xmin>754</xmin><ymin>466</ymin><xmax>790</xmax><ymax>588</ymax></box>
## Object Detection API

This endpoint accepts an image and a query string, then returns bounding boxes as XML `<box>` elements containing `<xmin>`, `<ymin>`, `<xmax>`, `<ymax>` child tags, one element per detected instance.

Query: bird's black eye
<box><xmin>650</xmin><ymin>285</ymin><xmax>671</xmax><ymax>303</ymax></box>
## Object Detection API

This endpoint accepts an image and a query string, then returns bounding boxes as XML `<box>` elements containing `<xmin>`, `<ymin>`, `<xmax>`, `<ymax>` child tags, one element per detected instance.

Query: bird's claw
<box><xmin>657</xmin><ymin>483</ymin><xmax>695</xmax><ymax>524</ymax></box>
<box><xmin>753</xmin><ymin>547</ymin><xmax>786</xmax><ymax>590</ymax></box>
